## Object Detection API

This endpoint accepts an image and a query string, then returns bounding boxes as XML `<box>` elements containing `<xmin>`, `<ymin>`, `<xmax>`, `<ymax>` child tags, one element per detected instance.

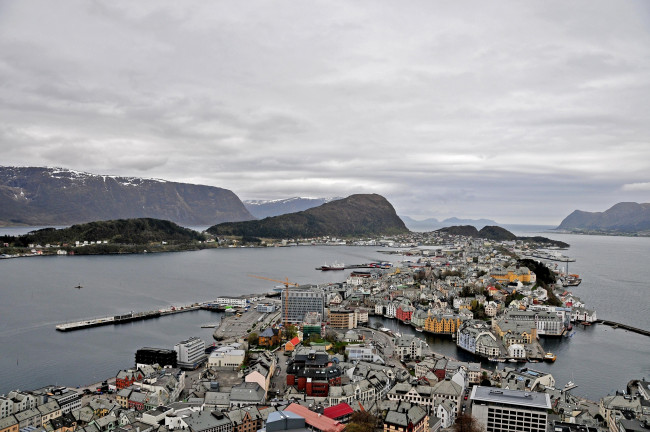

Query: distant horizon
<box><xmin>0</xmin><ymin>164</ymin><xmax>627</xmax><ymax>226</ymax></box>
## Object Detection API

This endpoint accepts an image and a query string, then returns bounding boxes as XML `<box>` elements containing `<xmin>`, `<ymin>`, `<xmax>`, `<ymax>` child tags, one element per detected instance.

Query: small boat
<box><xmin>74</xmin><ymin>284</ymin><xmax>83</xmax><ymax>289</ymax></box>
<box><xmin>581</xmin><ymin>321</ymin><xmax>592</xmax><ymax>326</ymax></box>
<box><xmin>415</xmin><ymin>327</ymin><xmax>423</xmax><ymax>332</ymax></box>
<box><xmin>544</xmin><ymin>352</ymin><xmax>557</xmax><ymax>362</ymax></box>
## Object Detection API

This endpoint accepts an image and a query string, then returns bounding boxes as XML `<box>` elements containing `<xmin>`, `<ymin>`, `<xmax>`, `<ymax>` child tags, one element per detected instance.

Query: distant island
<box><xmin>400</xmin><ymin>215</ymin><xmax>498</xmax><ymax>231</ymax></box>
<box><xmin>557</xmin><ymin>202</ymin><xmax>650</xmax><ymax>236</ymax></box>
<box><xmin>0</xmin><ymin>166</ymin><xmax>254</xmax><ymax>227</ymax></box>
<box><xmin>208</xmin><ymin>194</ymin><xmax>409</xmax><ymax>239</ymax></box>
<box><xmin>0</xmin><ymin>218</ymin><xmax>211</xmax><ymax>256</ymax></box>
<box><xmin>437</xmin><ymin>225</ymin><xmax>569</xmax><ymax>248</ymax></box>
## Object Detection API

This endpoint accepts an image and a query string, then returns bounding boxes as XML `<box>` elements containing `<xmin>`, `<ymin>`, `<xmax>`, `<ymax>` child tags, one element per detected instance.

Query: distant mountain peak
<box><xmin>0</xmin><ymin>166</ymin><xmax>254</xmax><ymax>226</ymax></box>
<box><xmin>557</xmin><ymin>202</ymin><xmax>650</xmax><ymax>232</ymax></box>
<box><xmin>243</xmin><ymin>196</ymin><xmax>343</xmax><ymax>219</ymax></box>
<box><xmin>211</xmin><ymin>193</ymin><xmax>407</xmax><ymax>238</ymax></box>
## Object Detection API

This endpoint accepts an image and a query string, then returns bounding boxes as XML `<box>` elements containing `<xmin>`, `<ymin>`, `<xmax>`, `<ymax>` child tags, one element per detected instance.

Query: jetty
<box><xmin>595</xmin><ymin>320</ymin><xmax>650</xmax><ymax>337</ymax></box>
<box><xmin>55</xmin><ymin>304</ymin><xmax>200</xmax><ymax>332</ymax></box>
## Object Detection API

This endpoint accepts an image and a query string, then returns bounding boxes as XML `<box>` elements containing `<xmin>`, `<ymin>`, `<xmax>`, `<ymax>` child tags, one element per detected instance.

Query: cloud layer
<box><xmin>2</xmin><ymin>1</ymin><xmax>650</xmax><ymax>223</ymax></box>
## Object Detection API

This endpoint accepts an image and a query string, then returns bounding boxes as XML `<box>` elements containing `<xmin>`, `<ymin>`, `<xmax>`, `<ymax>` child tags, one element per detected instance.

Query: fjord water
<box><xmin>1</xmin><ymin>236</ymin><xmax>649</xmax><ymax>399</ymax></box>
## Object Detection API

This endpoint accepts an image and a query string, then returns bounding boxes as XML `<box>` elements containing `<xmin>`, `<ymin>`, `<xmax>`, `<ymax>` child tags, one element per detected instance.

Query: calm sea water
<box><xmin>1</xmin><ymin>234</ymin><xmax>649</xmax><ymax>400</ymax></box>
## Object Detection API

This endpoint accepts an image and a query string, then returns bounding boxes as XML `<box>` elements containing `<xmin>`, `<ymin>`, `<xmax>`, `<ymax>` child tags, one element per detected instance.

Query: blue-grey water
<box><xmin>1</xmin><ymin>233</ymin><xmax>649</xmax><ymax>401</ymax></box>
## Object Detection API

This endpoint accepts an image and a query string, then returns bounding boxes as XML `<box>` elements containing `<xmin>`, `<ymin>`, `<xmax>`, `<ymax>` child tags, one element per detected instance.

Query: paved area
<box><xmin>213</xmin><ymin>301</ymin><xmax>282</xmax><ymax>343</ymax></box>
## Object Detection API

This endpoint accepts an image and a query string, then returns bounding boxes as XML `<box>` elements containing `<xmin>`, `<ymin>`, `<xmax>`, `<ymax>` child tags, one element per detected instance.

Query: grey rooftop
<box><xmin>471</xmin><ymin>386</ymin><xmax>551</xmax><ymax>409</ymax></box>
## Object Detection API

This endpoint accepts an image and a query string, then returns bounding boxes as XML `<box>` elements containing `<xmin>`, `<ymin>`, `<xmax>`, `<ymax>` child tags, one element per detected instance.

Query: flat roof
<box><xmin>471</xmin><ymin>386</ymin><xmax>551</xmax><ymax>410</ymax></box>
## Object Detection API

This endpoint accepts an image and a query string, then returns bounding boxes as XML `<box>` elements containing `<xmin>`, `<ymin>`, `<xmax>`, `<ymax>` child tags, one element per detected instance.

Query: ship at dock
<box><xmin>316</xmin><ymin>262</ymin><xmax>345</xmax><ymax>271</ymax></box>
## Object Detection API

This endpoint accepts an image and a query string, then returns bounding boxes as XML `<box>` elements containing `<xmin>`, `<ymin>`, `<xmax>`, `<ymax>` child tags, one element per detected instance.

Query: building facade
<box><xmin>471</xmin><ymin>386</ymin><xmax>551</xmax><ymax>432</ymax></box>
<box><xmin>174</xmin><ymin>337</ymin><xmax>207</xmax><ymax>370</ymax></box>
<box><xmin>281</xmin><ymin>287</ymin><xmax>324</xmax><ymax>324</ymax></box>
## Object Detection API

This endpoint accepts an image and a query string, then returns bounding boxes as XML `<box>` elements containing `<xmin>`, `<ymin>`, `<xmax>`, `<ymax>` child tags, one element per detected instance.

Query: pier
<box><xmin>595</xmin><ymin>320</ymin><xmax>650</xmax><ymax>337</ymax></box>
<box><xmin>55</xmin><ymin>304</ymin><xmax>201</xmax><ymax>332</ymax></box>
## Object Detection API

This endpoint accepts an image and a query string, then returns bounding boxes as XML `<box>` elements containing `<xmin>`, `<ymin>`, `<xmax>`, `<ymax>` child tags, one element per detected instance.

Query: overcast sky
<box><xmin>1</xmin><ymin>1</ymin><xmax>649</xmax><ymax>224</ymax></box>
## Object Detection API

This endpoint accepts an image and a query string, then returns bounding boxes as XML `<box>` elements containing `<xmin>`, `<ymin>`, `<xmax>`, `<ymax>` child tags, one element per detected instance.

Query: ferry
<box><xmin>562</xmin><ymin>274</ymin><xmax>582</xmax><ymax>287</ymax></box>
<box><xmin>544</xmin><ymin>352</ymin><xmax>557</xmax><ymax>362</ymax></box>
<box><xmin>317</xmin><ymin>262</ymin><xmax>345</xmax><ymax>271</ymax></box>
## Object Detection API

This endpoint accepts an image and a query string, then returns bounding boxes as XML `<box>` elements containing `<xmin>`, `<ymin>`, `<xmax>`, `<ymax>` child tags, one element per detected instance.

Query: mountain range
<box><xmin>243</xmin><ymin>197</ymin><xmax>342</xmax><ymax>219</ymax></box>
<box><xmin>557</xmin><ymin>202</ymin><xmax>650</xmax><ymax>233</ymax></box>
<box><xmin>208</xmin><ymin>193</ymin><xmax>408</xmax><ymax>238</ymax></box>
<box><xmin>0</xmin><ymin>167</ymin><xmax>254</xmax><ymax>227</ymax></box>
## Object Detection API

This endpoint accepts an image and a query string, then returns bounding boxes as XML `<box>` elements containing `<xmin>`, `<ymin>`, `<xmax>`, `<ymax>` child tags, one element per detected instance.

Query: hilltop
<box><xmin>437</xmin><ymin>225</ymin><xmax>568</xmax><ymax>247</ymax></box>
<box><xmin>11</xmin><ymin>218</ymin><xmax>204</xmax><ymax>245</ymax></box>
<box><xmin>557</xmin><ymin>202</ymin><xmax>650</xmax><ymax>234</ymax></box>
<box><xmin>0</xmin><ymin>218</ymin><xmax>207</xmax><ymax>255</ymax></box>
<box><xmin>0</xmin><ymin>166</ymin><xmax>254</xmax><ymax>226</ymax></box>
<box><xmin>400</xmin><ymin>216</ymin><xmax>498</xmax><ymax>232</ymax></box>
<box><xmin>243</xmin><ymin>197</ymin><xmax>342</xmax><ymax>218</ymax></box>
<box><xmin>208</xmin><ymin>194</ymin><xmax>408</xmax><ymax>238</ymax></box>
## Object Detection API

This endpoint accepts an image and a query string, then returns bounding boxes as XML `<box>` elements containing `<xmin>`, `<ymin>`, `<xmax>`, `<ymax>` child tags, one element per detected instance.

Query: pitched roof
<box><xmin>284</xmin><ymin>404</ymin><xmax>346</xmax><ymax>432</ymax></box>
<box><xmin>323</xmin><ymin>403</ymin><xmax>354</xmax><ymax>420</ymax></box>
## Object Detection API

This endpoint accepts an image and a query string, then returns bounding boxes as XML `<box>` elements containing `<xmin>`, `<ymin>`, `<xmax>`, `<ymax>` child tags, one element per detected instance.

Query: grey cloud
<box><xmin>1</xmin><ymin>0</ymin><xmax>650</xmax><ymax>224</ymax></box>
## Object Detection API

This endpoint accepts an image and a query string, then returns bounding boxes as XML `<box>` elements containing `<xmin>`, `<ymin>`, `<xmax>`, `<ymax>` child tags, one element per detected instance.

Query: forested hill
<box><xmin>2</xmin><ymin>218</ymin><xmax>205</xmax><ymax>247</ymax></box>
<box><xmin>437</xmin><ymin>225</ymin><xmax>569</xmax><ymax>247</ymax></box>
<box><xmin>208</xmin><ymin>194</ymin><xmax>408</xmax><ymax>238</ymax></box>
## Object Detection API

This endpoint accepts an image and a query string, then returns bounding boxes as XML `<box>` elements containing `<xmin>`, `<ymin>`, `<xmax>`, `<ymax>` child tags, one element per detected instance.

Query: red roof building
<box><xmin>323</xmin><ymin>403</ymin><xmax>354</xmax><ymax>424</ymax></box>
<box><xmin>285</xmin><ymin>404</ymin><xmax>346</xmax><ymax>432</ymax></box>
<box><xmin>285</xmin><ymin>336</ymin><xmax>301</xmax><ymax>352</ymax></box>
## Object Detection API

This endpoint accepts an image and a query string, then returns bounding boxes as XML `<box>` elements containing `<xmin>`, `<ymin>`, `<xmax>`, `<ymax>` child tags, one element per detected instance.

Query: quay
<box><xmin>595</xmin><ymin>320</ymin><xmax>650</xmax><ymax>337</ymax></box>
<box><xmin>55</xmin><ymin>304</ymin><xmax>200</xmax><ymax>332</ymax></box>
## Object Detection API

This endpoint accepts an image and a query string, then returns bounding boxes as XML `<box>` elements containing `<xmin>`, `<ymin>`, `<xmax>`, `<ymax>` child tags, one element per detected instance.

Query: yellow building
<box><xmin>490</xmin><ymin>266</ymin><xmax>536</xmax><ymax>284</ymax></box>
<box><xmin>0</xmin><ymin>416</ymin><xmax>19</xmax><ymax>432</ymax></box>
<box><xmin>492</xmin><ymin>319</ymin><xmax>537</xmax><ymax>345</ymax></box>
<box><xmin>424</xmin><ymin>313</ymin><xmax>462</xmax><ymax>335</ymax></box>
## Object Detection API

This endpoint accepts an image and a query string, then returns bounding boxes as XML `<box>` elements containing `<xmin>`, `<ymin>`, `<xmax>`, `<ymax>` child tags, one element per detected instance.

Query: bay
<box><xmin>1</xmin><ymin>235</ymin><xmax>649</xmax><ymax>401</ymax></box>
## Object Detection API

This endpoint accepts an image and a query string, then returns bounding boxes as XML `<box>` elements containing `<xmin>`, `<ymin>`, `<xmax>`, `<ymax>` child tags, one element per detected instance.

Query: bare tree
<box><xmin>452</xmin><ymin>413</ymin><xmax>485</xmax><ymax>432</ymax></box>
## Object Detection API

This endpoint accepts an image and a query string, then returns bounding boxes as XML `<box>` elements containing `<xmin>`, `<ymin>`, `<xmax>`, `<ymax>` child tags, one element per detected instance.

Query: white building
<box><xmin>508</xmin><ymin>344</ymin><xmax>526</xmax><ymax>359</ymax></box>
<box><xmin>213</xmin><ymin>297</ymin><xmax>247</xmax><ymax>308</ymax></box>
<box><xmin>256</xmin><ymin>303</ymin><xmax>276</xmax><ymax>313</ymax></box>
<box><xmin>471</xmin><ymin>386</ymin><xmax>551</xmax><ymax>432</ymax></box>
<box><xmin>208</xmin><ymin>346</ymin><xmax>245</xmax><ymax>369</ymax></box>
<box><xmin>345</xmin><ymin>344</ymin><xmax>384</xmax><ymax>363</ymax></box>
<box><xmin>174</xmin><ymin>337</ymin><xmax>207</xmax><ymax>370</ymax></box>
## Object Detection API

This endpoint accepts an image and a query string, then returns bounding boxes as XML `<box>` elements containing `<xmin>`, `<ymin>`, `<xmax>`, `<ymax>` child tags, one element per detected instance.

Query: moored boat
<box><xmin>317</xmin><ymin>262</ymin><xmax>345</xmax><ymax>271</ymax></box>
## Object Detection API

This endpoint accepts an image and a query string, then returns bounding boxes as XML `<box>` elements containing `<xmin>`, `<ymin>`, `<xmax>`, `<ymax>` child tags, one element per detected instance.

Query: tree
<box><xmin>284</xmin><ymin>325</ymin><xmax>298</xmax><ymax>340</ymax></box>
<box><xmin>453</xmin><ymin>414</ymin><xmax>485</xmax><ymax>432</ymax></box>
<box><xmin>346</xmin><ymin>411</ymin><xmax>379</xmax><ymax>432</ymax></box>
<box><xmin>247</xmin><ymin>332</ymin><xmax>258</xmax><ymax>346</ymax></box>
